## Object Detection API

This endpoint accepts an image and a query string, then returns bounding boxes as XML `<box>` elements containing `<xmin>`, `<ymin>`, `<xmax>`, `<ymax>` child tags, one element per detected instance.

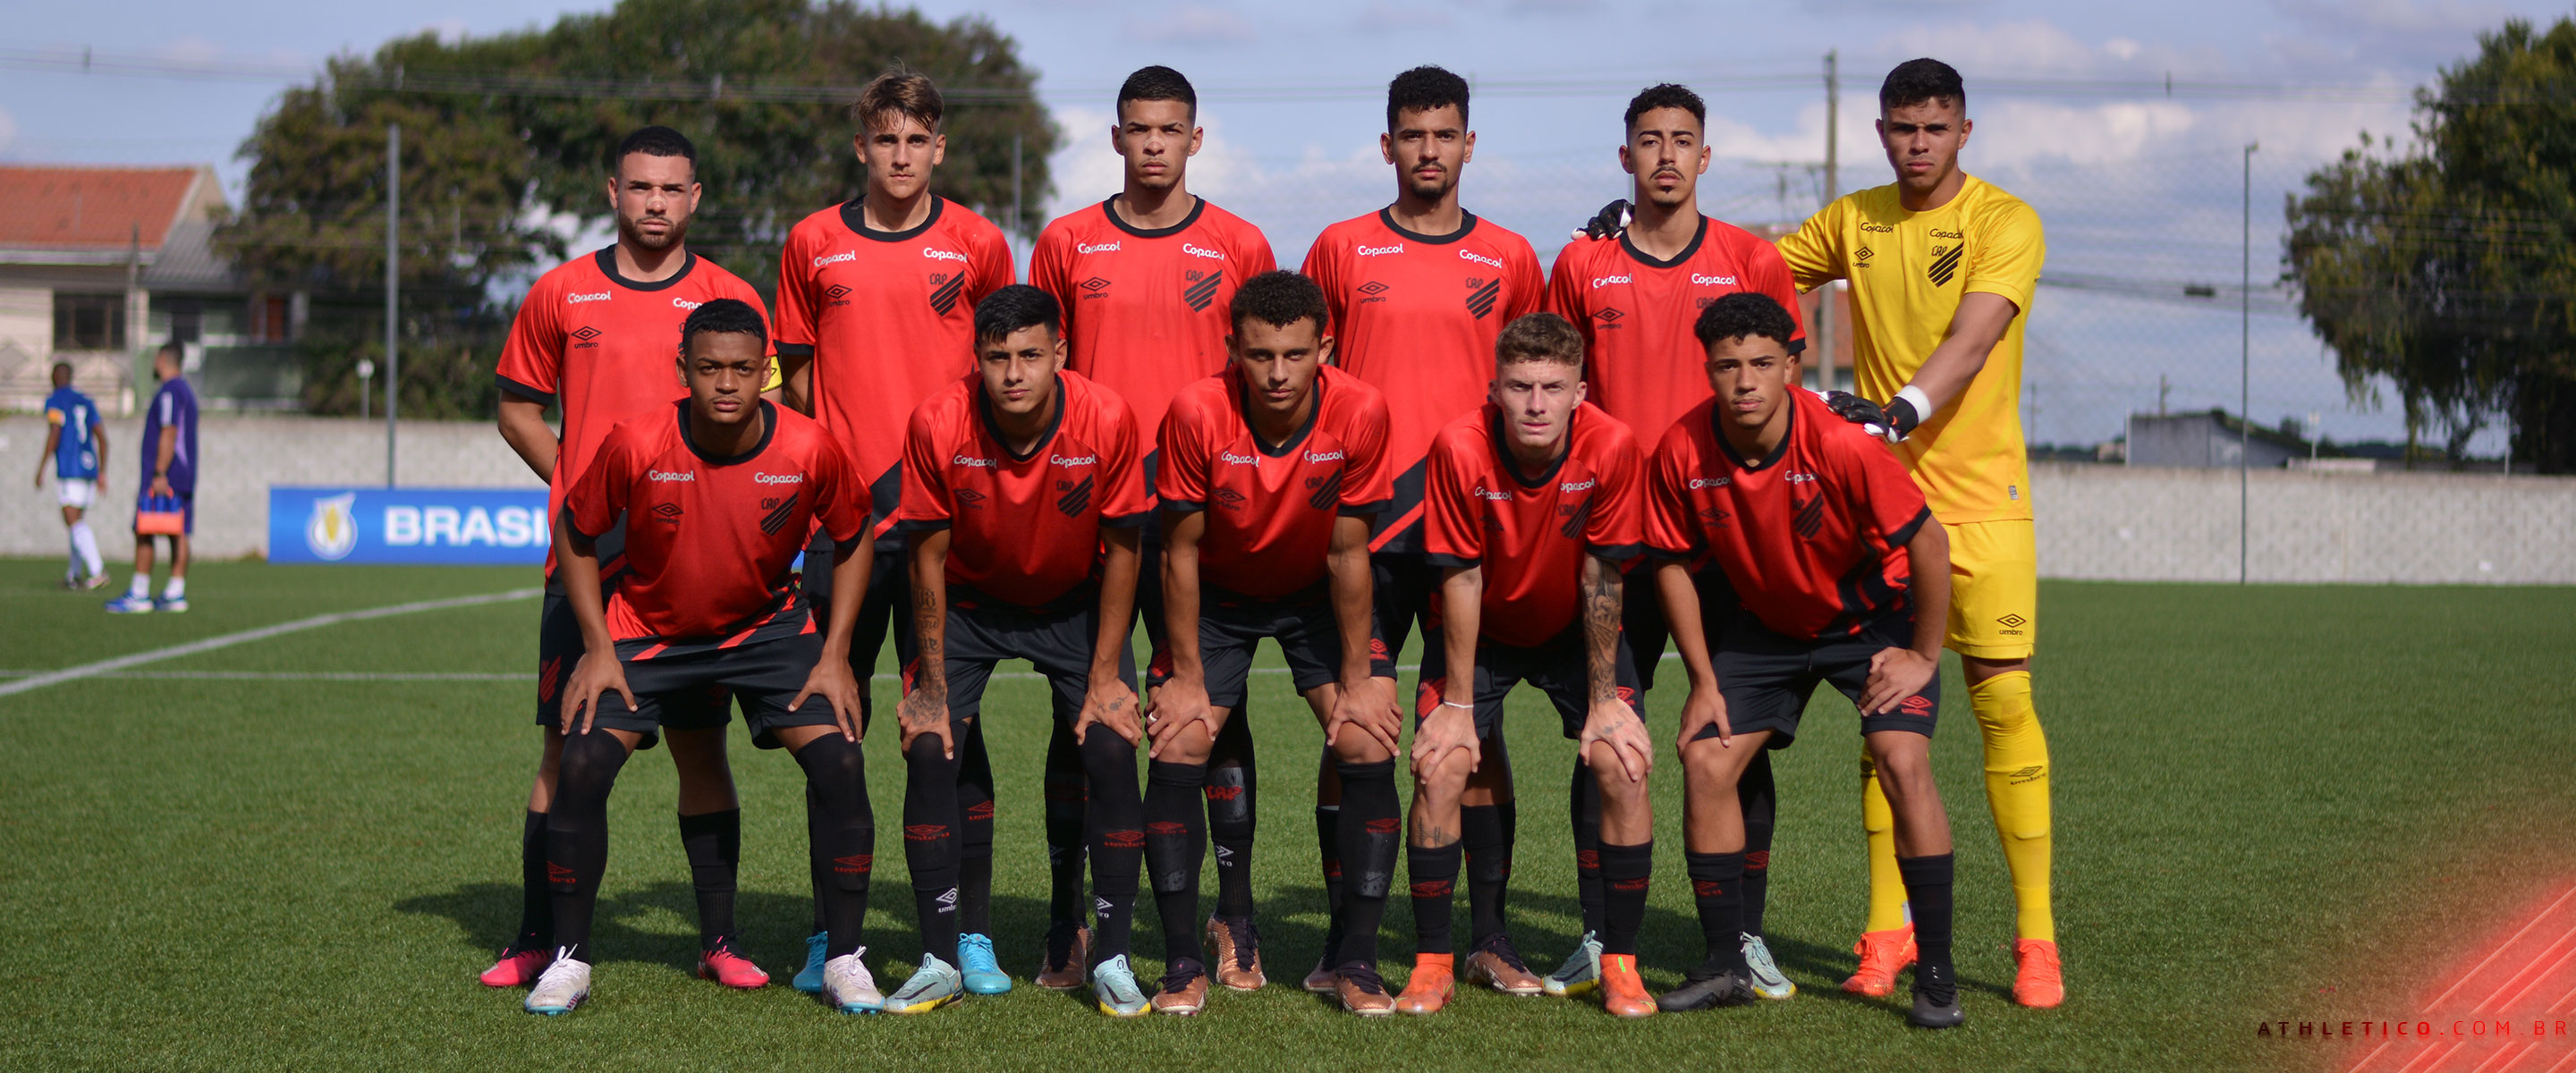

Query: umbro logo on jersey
<box><xmin>758</xmin><ymin>490</ymin><xmax>801</xmax><ymax>535</ymax></box>
<box><xmin>1927</xmin><ymin>244</ymin><xmax>1963</xmax><ymax>286</ymax></box>
<box><xmin>1594</xmin><ymin>308</ymin><xmax>1625</xmax><ymax>324</ymax></box>
<box><xmin>1055</xmin><ymin>473</ymin><xmax>1095</xmax><ymax>517</ymax></box>
<box><xmin>1699</xmin><ymin>506</ymin><xmax>1732</xmax><ymax>526</ymax></box>
<box><xmin>1358</xmin><ymin>280</ymin><xmax>1390</xmax><ymax>304</ymax></box>
<box><xmin>954</xmin><ymin>488</ymin><xmax>987</xmax><ymax>510</ymax></box>
<box><xmin>1696</xmin><ymin>296</ymin><xmax>1718</xmax><ymax>309</ymax></box>
<box><xmin>824</xmin><ymin>283</ymin><xmax>852</xmax><ymax>301</ymax></box>
<box><xmin>1465</xmin><ymin>278</ymin><xmax>1502</xmax><ymax>319</ymax></box>
<box><xmin>928</xmin><ymin>273</ymin><xmax>967</xmax><ymax>314</ymax></box>
<box><xmin>1305</xmin><ymin>468</ymin><xmax>1343</xmax><ymax>511</ymax></box>
<box><xmin>1213</xmin><ymin>487</ymin><xmax>1249</xmax><ymax>511</ymax></box>
<box><xmin>571</xmin><ymin>325</ymin><xmax>603</xmax><ymax>346</ymax></box>
<box><xmin>651</xmin><ymin>502</ymin><xmax>684</xmax><ymax>523</ymax></box>
<box><xmin>1856</xmin><ymin>247</ymin><xmax>1875</xmax><ymax>265</ymax></box>
<box><xmin>1182</xmin><ymin>270</ymin><xmax>1222</xmax><ymax>311</ymax></box>
<box><xmin>1080</xmin><ymin>276</ymin><xmax>1111</xmax><ymax>291</ymax></box>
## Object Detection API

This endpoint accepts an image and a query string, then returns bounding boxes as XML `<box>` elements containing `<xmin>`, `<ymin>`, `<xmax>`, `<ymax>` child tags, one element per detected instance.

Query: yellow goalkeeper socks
<box><xmin>1970</xmin><ymin>671</ymin><xmax>2054</xmax><ymax>943</ymax></box>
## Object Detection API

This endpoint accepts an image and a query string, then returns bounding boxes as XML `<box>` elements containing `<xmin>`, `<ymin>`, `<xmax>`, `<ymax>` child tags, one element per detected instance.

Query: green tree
<box><xmin>2285</xmin><ymin>16</ymin><xmax>2576</xmax><ymax>471</ymax></box>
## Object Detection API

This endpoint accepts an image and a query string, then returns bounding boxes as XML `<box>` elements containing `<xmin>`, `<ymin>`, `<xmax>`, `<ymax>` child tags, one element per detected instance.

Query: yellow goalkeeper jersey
<box><xmin>1775</xmin><ymin>174</ymin><xmax>2045</xmax><ymax>524</ymax></box>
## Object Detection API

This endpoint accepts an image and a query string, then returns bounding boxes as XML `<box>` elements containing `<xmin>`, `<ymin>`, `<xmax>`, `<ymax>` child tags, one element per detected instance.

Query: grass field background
<box><xmin>1</xmin><ymin>560</ymin><xmax>2570</xmax><ymax>1071</ymax></box>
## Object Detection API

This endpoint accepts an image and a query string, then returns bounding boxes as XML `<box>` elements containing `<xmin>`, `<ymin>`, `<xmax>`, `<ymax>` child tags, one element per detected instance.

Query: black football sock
<box><xmin>804</xmin><ymin>785</ymin><xmax>828</xmax><ymax>934</ymax></box>
<box><xmin>1334</xmin><ymin>760</ymin><xmax>1402</xmax><ymax>970</ymax></box>
<box><xmin>1598</xmin><ymin>839</ymin><xmax>1652</xmax><ymax>958</ymax></box>
<box><xmin>516</xmin><ymin>809</ymin><xmax>552</xmax><ymax>950</ymax></box>
<box><xmin>545</xmin><ymin>729</ymin><xmax>631</xmax><ymax>964</ymax></box>
<box><xmin>1145</xmin><ymin>759</ymin><xmax>1210</xmax><ymax>966</ymax></box>
<box><xmin>1079</xmin><ymin>723</ymin><xmax>1145</xmax><ymax>962</ymax></box>
<box><xmin>1462</xmin><ymin>801</ymin><xmax>1513</xmax><ymax>945</ymax></box>
<box><xmin>1740</xmin><ymin>750</ymin><xmax>1777</xmax><ymax>939</ymax></box>
<box><xmin>1207</xmin><ymin>709</ymin><xmax>1258</xmax><ymax>920</ymax></box>
<box><xmin>794</xmin><ymin>734</ymin><xmax>875</xmax><ymax>959</ymax></box>
<box><xmin>1315</xmin><ymin>798</ymin><xmax>1344</xmax><ymax>962</ymax></box>
<box><xmin>956</xmin><ymin>719</ymin><xmax>996</xmax><ymax>937</ymax></box>
<box><xmin>1569</xmin><ymin>760</ymin><xmax>1605</xmax><ymax>938</ymax></box>
<box><xmin>902</xmin><ymin>732</ymin><xmax>963</xmax><ymax>963</ymax></box>
<box><xmin>1897</xmin><ymin>854</ymin><xmax>1957</xmax><ymax>976</ymax></box>
<box><xmin>1686</xmin><ymin>850</ymin><xmax>1748</xmax><ymax>973</ymax></box>
<box><xmin>676</xmin><ymin>808</ymin><xmax>741</xmax><ymax>951</ymax></box>
<box><xmin>1408</xmin><ymin>841</ymin><xmax>1463</xmax><ymax>956</ymax></box>
<box><xmin>1042</xmin><ymin>720</ymin><xmax>1089</xmax><ymax>926</ymax></box>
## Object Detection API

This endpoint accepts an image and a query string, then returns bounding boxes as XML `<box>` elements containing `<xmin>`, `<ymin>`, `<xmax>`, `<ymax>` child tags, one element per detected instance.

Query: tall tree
<box><xmin>2286</xmin><ymin>16</ymin><xmax>2576</xmax><ymax>471</ymax></box>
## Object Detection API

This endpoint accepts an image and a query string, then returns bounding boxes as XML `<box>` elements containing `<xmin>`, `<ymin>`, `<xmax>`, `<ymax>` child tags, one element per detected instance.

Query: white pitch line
<box><xmin>0</xmin><ymin>651</ymin><xmax>1682</xmax><ymax>685</ymax></box>
<box><xmin>0</xmin><ymin>587</ymin><xmax>542</xmax><ymax>700</ymax></box>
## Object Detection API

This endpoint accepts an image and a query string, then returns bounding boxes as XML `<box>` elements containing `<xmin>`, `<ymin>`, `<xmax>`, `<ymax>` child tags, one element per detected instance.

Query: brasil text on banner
<box><xmin>268</xmin><ymin>486</ymin><xmax>551</xmax><ymax>565</ymax></box>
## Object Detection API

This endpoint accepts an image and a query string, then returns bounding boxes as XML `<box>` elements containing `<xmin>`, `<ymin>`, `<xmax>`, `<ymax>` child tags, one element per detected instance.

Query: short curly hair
<box><xmin>1229</xmin><ymin>270</ymin><xmax>1328</xmax><ymax>336</ymax></box>
<box><xmin>1691</xmin><ymin>292</ymin><xmax>1800</xmax><ymax>352</ymax></box>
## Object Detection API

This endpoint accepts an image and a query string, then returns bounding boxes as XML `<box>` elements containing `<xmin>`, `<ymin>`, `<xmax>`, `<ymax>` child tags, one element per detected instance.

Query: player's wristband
<box><xmin>1889</xmin><ymin>384</ymin><xmax>1932</xmax><ymax>435</ymax></box>
<box><xmin>1438</xmin><ymin>699</ymin><xmax>1474</xmax><ymax>711</ymax></box>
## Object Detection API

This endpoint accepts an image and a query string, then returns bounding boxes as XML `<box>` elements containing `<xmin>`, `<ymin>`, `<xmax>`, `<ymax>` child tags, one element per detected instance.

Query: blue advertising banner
<box><xmin>268</xmin><ymin>486</ymin><xmax>551</xmax><ymax>565</ymax></box>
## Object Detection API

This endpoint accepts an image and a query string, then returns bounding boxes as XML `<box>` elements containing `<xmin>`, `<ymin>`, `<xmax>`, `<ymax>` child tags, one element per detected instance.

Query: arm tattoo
<box><xmin>1582</xmin><ymin>556</ymin><xmax>1623</xmax><ymax>705</ymax></box>
<box><xmin>911</xmin><ymin>586</ymin><xmax>946</xmax><ymax>709</ymax></box>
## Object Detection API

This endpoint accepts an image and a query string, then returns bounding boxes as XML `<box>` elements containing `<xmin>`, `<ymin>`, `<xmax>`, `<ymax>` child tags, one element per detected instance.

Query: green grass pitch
<box><xmin>0</xmin><ymin>559</ymin><xmax>2569</xmax><ymax>1071</ymax></box>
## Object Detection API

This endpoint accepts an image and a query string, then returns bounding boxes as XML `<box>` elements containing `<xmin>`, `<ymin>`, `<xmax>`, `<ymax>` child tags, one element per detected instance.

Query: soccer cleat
<box><xmin>479</xmin><ymin>942</ymin><xmax>553</xmax><ymax>987</ymax></box>
<box><xmin>1302</xmin><ymin>952</ymin><xmax>1340</xmax><ymax>994</ymax></box>
<box><xmin>1205</xmin><ymin>915</ymin><xmax>1267</xmax><ymax>990</ymax></box>
<box><xmin>1462</xmin><ymin>933</ymin><xmax>1542</xmax><ymax>995</ymax></box>
<box><xmin>1035</xmin><ymin>921</ymin><xmax>1090</xmax><ymax>990</ymax></box>
<box><xmin>155</xmin><ymin>596</ymin><xmax>188</xmax><ymax>613</ymax></box>
<box><xmin>1394</xmin><ymin>955</ymin><xmax>1454</xmax><ymax>1015</ymax></box>
<box><xmin>1542</xmin><ymin>930</ymin><xmax>1603</xmax><ymax>997</ymax></box>
<box><xmin>80</xmin><ymin>571</ymin><xmax>111</xmax><ymax>591</ymax></box>
<box><xmin>103</xmin><ymin>595</ymin><xmax>154</xmax><ymax>613</ymax></box>
<box><xmin>2012</xmin><ymin>938</ymin><xmax>2064</xmax><ymax>1009</ymax></box>
<box><xmin>1150</xmin><ymin>958</ymin><xmax>1210</xmax><ymax>1016</ymax></box>
<box><xmin>884</xmin><ymin>953</ymin><xmax>965</xmax><ymax>1015</ymax></box>
<box><xmin>1335</xmin><ymin>964</ymin><xmax>1395</xmax><ymax>1017</ymax></box>
<box><xmin>823</xmin><ymin>950</ymin><xmax>883</xmax><ymax>1014</ymax></box>
<box><xmin>523</xmin><ymin>950</ymin><xmax>590</xmax><ymax>1015</ymax></box>
<box><xmin>1092</xmin><ymin>954</ymin><xmax>1151</xmax><ymax>1017</ymax></box>
<box><xmin>1599</xmin><ymin>953</ymin><xmax>1656</xmax><ymax>1018</ymax></box>
<box><xmin>957</xmin><ymin>933</ymin><xmax>1012</xmax><ymax>994</ymax></box>
<box><xmin>792</xmin><ymin>931</ymin><xmax>829</xmax><ymax>993</ymax></box>
<box><xmin>1742</xmin><ymin>934</ymin><xmax>1796</xmax><ymax>1000</ymax></box>
<box><xmin>1657</xmin><ymin>967</ymin><xmax>1758</xmax><ymax>1012</ymax></box>
<box><xmin>1910</xmin><ymin>961</ymin><xmax>1966</xmax><ymax>1028</ymax></box>
<box><xmin>696</xmin><ymin>939</ymin><xmax>768</xmax><ymax>989</ymax></box>
<box><xmin>1842</xmin><ymin>924</ymin><xmax>1917</xmax><ymax>997</ymax></box>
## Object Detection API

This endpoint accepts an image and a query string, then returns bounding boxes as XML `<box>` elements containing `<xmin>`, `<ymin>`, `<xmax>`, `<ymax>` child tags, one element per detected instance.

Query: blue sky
<box><xmin>4</xmin><ymin>0</ymin><xmax>2565</xmax><ymax>450</ymax></box>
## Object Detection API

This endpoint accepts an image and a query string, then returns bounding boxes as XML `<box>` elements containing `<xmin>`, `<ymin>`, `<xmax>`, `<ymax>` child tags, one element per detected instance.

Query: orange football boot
<box><xmin>2013</xmin><ymin>938</ymin><xmax>2063</xmax><ymax>1008</ymax></box>
<box><xmin>1394</xmin><ymin>954</ymin><xmax>1455</xmax><ymax>1015</ymax></box>
<box><xmin>1599</xmin><ymin>954</ymin><xmax>1655</xmax><ymax>1018</ymax></box>
<box><xmin>1841</xmin><ymin>924</ymin><xmax>1917</xmax><ymax>997</ymax></box>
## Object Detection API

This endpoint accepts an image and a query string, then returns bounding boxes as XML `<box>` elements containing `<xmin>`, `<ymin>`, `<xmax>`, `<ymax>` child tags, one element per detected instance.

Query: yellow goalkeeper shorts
<box><xmin>1942</xmin><ymin>519</ymin><xmax>2037</xmax><ymax>661</ymax></box>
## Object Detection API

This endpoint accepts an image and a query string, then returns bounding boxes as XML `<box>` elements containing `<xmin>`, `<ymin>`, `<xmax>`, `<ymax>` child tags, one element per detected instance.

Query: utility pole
<box><xmin>1010</xmin><ymin>133</ymin><xmax>1024</xmax><ymax>237</ymax></box>
<box><xmin>2239</xmin><ymin>141</ymin><xmax>2256</xmax><ymax>584</ymax></box>
<box><xmin>1818</xmin><ymin>50</ymin><xmax>1838</xmax><ymax>393</ymax></box>
<box><xmin>386</xmin><ymin>123</ymin><xmax>401</xmax><ymax>488</ymax></box>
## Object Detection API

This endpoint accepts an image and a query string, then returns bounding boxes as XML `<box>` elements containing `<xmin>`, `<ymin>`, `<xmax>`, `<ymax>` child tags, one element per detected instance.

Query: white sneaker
<box><xmin>1742</xmin><ymin>933</ymin><xmax>1796</xmax><ymax>1000</ymax></box>
<box><xmin>825</xmin><ymin>950</ymin><xmax>884</xmax><ymax>1014</ymax></box>
<box><xmin>525</xmin><ymin>949</ymin><xmax>591</xmax><ymax>1015</ymax></box>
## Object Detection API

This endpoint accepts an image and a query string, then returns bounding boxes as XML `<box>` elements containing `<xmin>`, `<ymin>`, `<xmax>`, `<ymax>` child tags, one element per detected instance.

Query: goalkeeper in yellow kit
<box><xmin>1775</xmin><ymin>56</ymin><xmax>2061</xmax><ymax>1009</ymax></box>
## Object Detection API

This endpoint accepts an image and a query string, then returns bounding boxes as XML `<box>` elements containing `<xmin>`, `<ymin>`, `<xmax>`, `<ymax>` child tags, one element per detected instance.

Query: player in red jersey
<box><xmin>1397</xmin><ymin>313</ymin><xmax>1659</xmax><ymax>1019</ymax></box>
<box><xmin>773</xmin><ymin>69</ymin><xmax>1018</xmax><ymax>995</ymax></box>
<box><xmin>1027</xmin><ymin>65</ymin><xmax>1279</xmax><ymax>990</ymax></box>
<box><xmin>887</xmin><ymin>286</ymin><xmax>1155</xmax><ymax>1017</ymax></box>
<box><xmin>527</xmin><ymin>299</ymin><xmax>876</xmax><ymax>1016</ymax></box>
<box><xmin>1134</xmin><ymin>271</ymin><xmax>1403</xmax><ymax>1016</ymax></box>
<box><xmin>1641</xmin><ymin>293</ymin><xmax>1961</xmax><ymax>1028</ymax></box>
<box><xmin>487</xmin><ymin>127</ymin><xmax>775</xmax><ymax>992</ymax></box>
<box><xmin>1301</xmin><ymin>64</ymin><xmax>1547</xmax><ymax>994</ymax></box>
<box><xmin>1539</xmin><ymin>82</ymin><xmax>1810</xmax><ymax>1001</ymax></box>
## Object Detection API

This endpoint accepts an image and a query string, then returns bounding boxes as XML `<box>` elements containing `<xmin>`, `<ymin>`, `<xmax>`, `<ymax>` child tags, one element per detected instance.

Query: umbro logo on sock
<box><xmin>1365</xmin><ymin>818</ymin><xmax>1401</xmax><ymax>835</ymax></box>
<box><xmin>834</xmin><ymin>854</ymin><xmax>873</xmax><ymax>874</ymax></box>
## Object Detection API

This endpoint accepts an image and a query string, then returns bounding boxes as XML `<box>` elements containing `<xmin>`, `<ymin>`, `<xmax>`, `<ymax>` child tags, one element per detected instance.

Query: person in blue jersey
<box><xmin>106</xmin><ymin>344</ymin><xmax>198</xmax><ymax>614</ymax></box>
<box><xmin>36</xmin><ymin>362</ymin><xmax>110</xmax><ymax>589</ymax></box>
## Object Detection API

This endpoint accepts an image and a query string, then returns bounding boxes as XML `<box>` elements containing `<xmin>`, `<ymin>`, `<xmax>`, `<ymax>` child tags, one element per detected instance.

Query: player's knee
<box><xmin>1077</xmin><ymin>723</ymin><xmax>1137</xmax><ymax>774</ymax></box>
<box><xmin>1329</xmin><ymin>732</ymin><xmax>1393</xmax><ymax>766</ymax></box>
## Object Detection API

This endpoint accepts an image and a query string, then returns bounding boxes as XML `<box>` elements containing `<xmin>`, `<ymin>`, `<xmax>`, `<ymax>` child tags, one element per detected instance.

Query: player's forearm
<box><xmin>1580</xmin><ymin>554</ymin><xmax>1624</xmax><ymax>704</ymax></box>
<box><xmin>1907</xmin><ymin>522</ymin><xmax>1952</xmax><ymax>662</ymax></box>
<box><xmin>1656</xmin><ymin>561</ymin><xmax>1718</xmax><ymax>689</ymax></box>
<box><xmin>554</xmin><ymin>514</ymin><xmax>613</xmax><ymax>653</ymax></box>
<box><xmin>1326</xmin><ymin>520</ymin><xmax>1376</xmax><ymax>684</ymax></box>
<box><xmin>780</xmin><ymin>353</ymin><xmax>814</xmax><ymax>416</ymax></box>
<box><xmin>1160</xmin><ymin>534</ymin><xmax>1207</xmax><ymax>680</ymax></box>
<box><xmin>1093</xmin><ymin>528</ymin><xmax>1143</xmax><ymax>680</ymax></box>
<box><xmin>821</xmin><ymin>542</ymin><xmax>869</xmax><ymax>661</ymax></box>
<box><xmin>92</xmin><ymin>430</ymin><xmax>106</xmax><ymax>477</ymax></box>
<box><xmin>1438</xmin><ymin>566</ymin><xmax>1483</xmax><ymax>698</ymax></box>
<box><xmin>908</xmin><ymin>534</ymin><xmax>951</xmax><ymax>702</ymax></box>
<box><xmin>154</xmin><ymin>428</ymin><xmax>175</xmax><ymax>476</ymax></box>
<box><xmin>37</xmin><ymin>431</ymin><xmax>60</xmax><ymax>477</ymax></box>
<box><xmin>1903</xmin><ymin>292</ymin><xmax>2019</xmax><ymax>418</ymax></box>
<box><xmin>496</xmin><ymin>399</ymin><xmax>558</xmax><ymax>484</ymax></box>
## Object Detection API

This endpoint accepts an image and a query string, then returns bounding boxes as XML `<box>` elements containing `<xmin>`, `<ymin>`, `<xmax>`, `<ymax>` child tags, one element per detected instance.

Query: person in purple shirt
<box><xmin>106</xmin><ymin>344</ymin><xmax>198</xmax><ymax>613</ymax></box>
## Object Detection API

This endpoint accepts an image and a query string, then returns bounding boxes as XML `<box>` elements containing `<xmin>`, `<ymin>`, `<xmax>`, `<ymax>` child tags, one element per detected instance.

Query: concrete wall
<box><xmin>4</xmin><ymin>418</ymin><xmax>2571</xmax><ymax>584</ymax></box>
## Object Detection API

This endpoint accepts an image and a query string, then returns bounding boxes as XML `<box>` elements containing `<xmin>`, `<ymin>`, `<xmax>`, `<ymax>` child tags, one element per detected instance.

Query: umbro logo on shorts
<box><xmin>1996</xmin><ymin>613</ymin><xmax>2029</xmax><ymax>629</ymax></box>
<box><xmin>1900</xmin><ymin>695</ymin><xmax>1936</xmax><ymax>717</ymax></box>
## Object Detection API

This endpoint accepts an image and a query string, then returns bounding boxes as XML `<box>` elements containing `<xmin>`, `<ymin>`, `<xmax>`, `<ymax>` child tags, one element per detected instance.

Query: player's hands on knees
<box><xmin>1675</xmin><ymin>684</ymin><xmax>1733</xmax><ymax>755</ymax></box>
<box><xmin>1410</xmin><ymin>700</ymin><xmax>1480</xmax><ymax>780</ymax></box>
<box><xmin>896</xmin><ymin>688</ymin><xmax>953</xmax><ymax>758</ymax></box>
<box><xmin>792</xmin><ymin>660</ymin><xmax>865</xmax><ymax>742</ymax></box>
<box><xmin>1078</xmin><ymin>679</ymin><xmax>1144</xmax><ymax>748</ymax></box>
<box><xmin>1580</xmin><ymin>698</ymin><xmax>1654</xmax><ymax>783</ymax></box>
<box><xmin>1146</xmin><ymin>676</ymin><xmax>1213</xmax><ymax>757</ymax></box>
<box><xmin>1861</xmin><ymin>647</ymin><xmax>1937</xmax><ymax>715</ymax></box>
<box><xmin>564</xmin><ymin>650</ymin><xmax>634</xmax><ymax>737</ymax></box>
<box><xmin>1326</xmin><ymin>677</ymin><xmax>1402</xmax><ymax>759</ymax></box>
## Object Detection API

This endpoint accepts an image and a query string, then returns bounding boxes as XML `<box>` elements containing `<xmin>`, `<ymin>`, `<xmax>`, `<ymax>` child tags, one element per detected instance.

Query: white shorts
<box><xmin>55</xmin><ymin>478</ymin><xmax>95</xmax><ymax>510</ymax></box>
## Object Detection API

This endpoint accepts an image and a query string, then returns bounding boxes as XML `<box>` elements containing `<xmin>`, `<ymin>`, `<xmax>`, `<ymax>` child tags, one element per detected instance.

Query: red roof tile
<box><xmin>0</xmin><ymin>165</ymin><xmax>202</xmax><ymax>250</ymax></box>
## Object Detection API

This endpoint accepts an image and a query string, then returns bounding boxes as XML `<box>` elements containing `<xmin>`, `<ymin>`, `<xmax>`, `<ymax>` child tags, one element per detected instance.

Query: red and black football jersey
<box><xmin>1422</xmin><ymin>401</ymin><xmax>1644</xmax><ymax>648</ymax></box>
<box><xmin>1030</xmin><ymin>196</ymin><xmax>1276</xmax><ymax>460</ymax></box>
<box><xmin>1645</xmin><ymin>390</ymin><xmax>1933</xmax><ymax>641</ymax></box>
<box><xmin>1158</xmin><ymin>364</ymin><xmax>1392</xmax><ymax>599</ymax></box>
<box><xmin>563</xmin><ymin>401</ymin><xmax>867</xmax><ymax>655</ymax></box>
<box><xmin>495</xmin><ymin>249</ymin><xmax>771</xmax><ymax>575</ymax></box>
<box><xmin>894</xmin><ymin>369</ymin><xmax>1150</xmax><ymax>609</ymax></box>
<box><xmin>1301</xmin><ymin>209</ymin><xmax>1545</xmax><ymax>553</ymax></box>
<box><xmin>776</xmin><ymin>197</ymin><xmax>1014</xmax><ymax>537</ymax></box>
<box><xmin>1547</xmin><ymin>215</ymin><xmax>1809</xmax><ymax>446</ymax></box>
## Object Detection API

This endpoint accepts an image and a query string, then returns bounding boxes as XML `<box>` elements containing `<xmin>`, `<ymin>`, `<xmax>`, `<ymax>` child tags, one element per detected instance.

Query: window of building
<box><xmin>53</xmin><ymin>293</ymin><xmax>127</xmax><ymax>351</ymax></box>
<box><xmin>249</xmin><ymin>294</ymin><xmax>291</xmax><ymax>343</ymax></box>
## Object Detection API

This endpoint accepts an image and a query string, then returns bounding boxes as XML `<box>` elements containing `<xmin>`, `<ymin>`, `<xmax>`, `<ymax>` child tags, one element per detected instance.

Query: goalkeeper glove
<box><xmin>1570</xmin><ymin>199</ymin><xmax>1632</xmax><ymax>241</ymax></box>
